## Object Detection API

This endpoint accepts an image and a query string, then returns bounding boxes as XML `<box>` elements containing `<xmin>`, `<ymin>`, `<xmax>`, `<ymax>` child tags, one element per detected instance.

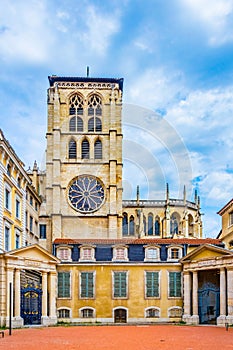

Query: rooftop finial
<box><xmin>87</xmin><ymin>66</ymin><xmax>90</xmax><ymax>77</ymax></box>
<box><xmin>166</xmin><ymin>183</ymin><xmax>169</xmax><ymax>202</ymax></box>
<box><xmin>183</xmin><ymin>185</ymin><xmax>186</xmax><ymax>204</ymax></box>
<box><xmin>136</xmin><ymin>185</ymin><xmax>140</xmax><ymax>204</ymax></box>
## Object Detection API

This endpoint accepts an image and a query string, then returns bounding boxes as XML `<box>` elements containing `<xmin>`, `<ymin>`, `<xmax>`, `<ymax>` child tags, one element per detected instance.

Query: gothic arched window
<box><xmin>129</xmin><ymin>215</ymin><xmax>135</xmax><ymax>235</ymax></box>
<box><xmin>148</xmin><ymin>214</ymin><xmax>153</xmax><ymax>235</ymax></box>
<box><xmin>122</xmin><ymin>213</ymin><xmax>128</xmax><ymax>236</ymax></box>
<box><xmin>69</xmin><ymin>94</ymin><xmax>84</xmax><ymax>132</ymax></box>
<box><xmin>94</xmin><ymin>139</ymin><xmax>102</xmax><ymax>159</ymax></box>
<box><xmin>81</xmin><ymin>139</ymin><xmax>90</xmax><ymax>159</ymax></box>
<box><xmin>154</xmin><ymin>217</ymin><xmax>160</xmax><ymax>236</ymax></box>
<box><xmin>88</xmin><ymin>95</ymin><xmax>102</xmax><ymax>133</ymax></box>
<box><xmin>69</xmin><ymin>139</ymin><xmax>76</xmax><ymax>159</ymax></box>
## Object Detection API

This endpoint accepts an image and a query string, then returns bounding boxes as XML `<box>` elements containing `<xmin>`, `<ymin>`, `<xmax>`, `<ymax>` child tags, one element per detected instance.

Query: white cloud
<box><xmin>78</xmin><ymin>5</ymin><xmax>121</xmax><ymax>55</ymax></box>
<box><xmin>0</xmin><ymin>0</ymin><xmax>54</xmax><ymax>63</ymax></box>
<box><xmin>180</xmin><ymin>0</ymin><xmax>233</xmax><ymax>45</ymax></box>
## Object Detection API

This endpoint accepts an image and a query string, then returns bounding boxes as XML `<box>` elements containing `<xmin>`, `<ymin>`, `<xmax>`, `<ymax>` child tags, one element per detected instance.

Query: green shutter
<box><xmin>58</xmin><ymin>272</ymin><xmax>70</xmax><ymax>298</ymax></box>
<box><xmin>146</xmin><ymin>272</ymin><xmax>159</xmax><ymax>297</ymax></box>
<box><xmin>114</xmin><ymin>272</ymin><xmax>127</xmax><ymax>297</ymax></box>
<box><xmin>169</xmin><ymin>272</ymin><xmax>181</xmax><ymax>297</ymax></box>
<box><xmin>81</xmin><ymin>272</ymin><xmax>94</xmax><ymax>298</ymax></box>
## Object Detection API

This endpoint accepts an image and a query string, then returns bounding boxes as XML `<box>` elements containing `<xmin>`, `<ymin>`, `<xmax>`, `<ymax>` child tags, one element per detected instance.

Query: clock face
<box><xmin>68</xmin><ymin>175</ymin><xmax>105</xmax><ymax>213</ymax></box>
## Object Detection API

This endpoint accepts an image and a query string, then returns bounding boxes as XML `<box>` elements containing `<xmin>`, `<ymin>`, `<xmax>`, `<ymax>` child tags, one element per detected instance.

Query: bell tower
<box><xmin>44</xmin><ymin>76</ymin><xmax>123</xmax><ymax>247</ymax></box>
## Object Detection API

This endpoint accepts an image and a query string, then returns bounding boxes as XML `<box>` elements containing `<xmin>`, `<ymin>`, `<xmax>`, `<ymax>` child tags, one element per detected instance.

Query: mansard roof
<box><xmin>48</xmin><ymin>76</ymin><xmax>124</xmax><ymax>92</ymax></box>
<box><xmin>54</xmin><ymin>238</ymin><xmax>222</xmax><ymax>246</ymax></box>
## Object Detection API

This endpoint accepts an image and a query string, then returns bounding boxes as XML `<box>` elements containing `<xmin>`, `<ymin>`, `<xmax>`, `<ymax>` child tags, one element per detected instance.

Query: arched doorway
<box><xmin>114</xmin><ymin>308</ymin><xmax>127</xmax><ymax>323</ymax></box>
<box><xmin>198</xmin><ymin>270</ymin><xmax>220</xmax><ymax>324</ymax></box>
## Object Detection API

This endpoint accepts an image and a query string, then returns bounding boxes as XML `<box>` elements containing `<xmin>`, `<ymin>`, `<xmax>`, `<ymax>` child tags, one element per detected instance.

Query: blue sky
<box><xmin>1</xmin><ymin>0</ymin><xmax>233</xmax><ymax>237</ymax></box>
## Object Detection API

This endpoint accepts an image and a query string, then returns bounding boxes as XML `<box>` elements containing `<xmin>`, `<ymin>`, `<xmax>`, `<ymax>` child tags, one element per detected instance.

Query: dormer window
<box><xmin>79</xmin><ymin>246</ymin><xmax>95</xmax><ymax>261</ymax></box>
<box><xmin>56</xmin><ymin>246</ymin><xmax>72</xmax><ymax>262</ymax></box>
<box><xmin>167</xmin><ymin>246</ymin><xmax>182</xmax><ymax>261</ymax></box>
<box><xmin>112</xmin><ymin>246</ymin><xmax>128</xmax><ymax>261</ymax></box>
<box><xmin>144</xmin><ymin>246</ymin><xmax>160</xmax><ymax>262</ymax></box>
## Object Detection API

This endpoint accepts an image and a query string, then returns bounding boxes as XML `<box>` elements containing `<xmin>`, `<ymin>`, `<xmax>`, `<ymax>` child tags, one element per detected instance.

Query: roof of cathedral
<box><xmin>48</xmin><ymin>76</ymin><xmax>124</xmax><ymax>91</ymax></box>
<box><xmin>54</xmin><ymin>238</ymin><xmax>222</xmax><ymax>246</ymax></box>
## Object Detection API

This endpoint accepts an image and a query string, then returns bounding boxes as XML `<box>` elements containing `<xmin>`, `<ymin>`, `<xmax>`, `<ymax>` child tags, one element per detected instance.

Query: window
<box><xmin>39</xmin><ymin>224</ymin><xmax>46</xmax><ymax>239</ymax></box>
<box><xmin>4</xmin><ymin>226</ymin><xmax>10</xmax><ymax>251</ymax></box>
<box><xmin>69</xmin><ymin>94</ymin><xmax>84</xmax><ymax>116</ymax></box>
<box><xmin>58</xmin><ymin>309</ymin><xmax>70</xmax><ymax>318</ymax></box>
<box><xmin>58</xmin><ymin>272</ymin><xmax>71</xmax><ymax>298</ymax></box>
<box><xmin>4</xmin><ymin>186</ymin><xmax>11</xmax><ymax>210</ymax></box>
<box><xmin>15</xmin><ymin>231</ymin><xmax>20</xmax><ymax>249</ymax></box>
<box><xmin>148</xmin><ymin>214</ymin><xmax>153</xmax><ymax>235</ymax></box>
<box><xmin>154</xmin><ymin>218</ymin><xmax>160</xmax><ymax>235</ymax></box>
<box><xmin>57</xmin><ymin>248</ymin><xmax>72</xmax><ymax>261</ymax></box>
<box><xmin>146</xmin><ymin>272</ymin><xmax>159</xmax><ymax>298</ymax></box>
<box><xmin>146</xmin><ymin>308</ymin><xmax>160</xmax><ymax>318</ymax></box>
<box><xmin>113</xmin><ymin>247</ymin><xmax>128</xmax><ymax>261</ymax></box>
<box><xmin>29</xmin><ymin>216</ymin><xmax>33</xmax><ymax>232</ymax></box>
<box><xmin>25</xmin><ymin>211</ymin><xmax>28</xmax><ymax>228</ymax></box>
<box><xmin>79</xmin><ymin>246</ymin><xmax>95</xmax><ymax>261</ymax></box>
<box><xmin>30</xmin><ymin>196</ymin><xmax>33</xmax><ymax>206</ymax></box>
<box><xmin>15</xmin><ymin>198</ymin><xmax>20</xmax><ymax>219</ymax></box>
<box><xmin>88</xmin><ymin>95</ymin><xmax>102</xmax><ymax>132</ymax></box>
<box><xmin>69</xmin><ymin>139</ymin><xmax>77</xmax><ymax>159</ymax></box>
<box><xmin>145</xmin><ymin>247</ymin><xmax>159</xmax><ymax>261</ymax></box>
<box><xmin>81</xmin><ymin>139</ymin><xmax>89</xmax><ymax>159</ymax></box>
<box><xmin>170</xmin><ymin>213</ymin><xmax>180</xmax><ymax>236</ymax></box>
<box><xmin>171</xmin><ymin>248</ymin><xmax>179</xmax><ymax>259</ymax></box>
<box><xmin>169</xmin><ymin>272</ymin><xmax>181</xmax><ymax>297</ymax></box>
<box><xmin>7</xmin><ymin>164</ymin><xmax>11</xmax><ymax>176</ymax></box>
<box><xmin>69</xmin><ymin>116</ymin><xmax>83</xmax><ymax>132</ymax></box>
<box><xmin>122</xmin><ymin>213</ymin><xmax>128</xmax><ymax>236</ymax></box>
<box><xmin>80</xmin><ymin>272</ymin><xmax>94</xmax><ymax>298</ymax></box>
<box><xmin>94</xmin><ymin>139</ymin><xmax>102</xmax><ymax>159</ymax></box>
<box><xmin>168</xmin><ymin>247</ymin><xmax>182</xmax><ymax>261</ymax></box>
<box><xmin>81</xmin><ymin>308</ymin><xmax>94</xmax><ymax>318</ymax></box>
<box><xmin>229</xmin><ymin>212</ymin><xmax>233</xmax><ymax>226</ymax></box>
<box><xmin>35</xmin><ymin>202</ymin><xmax>38</xmax><ymax>211</ymax></box>
<box><xmin>168</xmin><ymin>307</ymin><xmax>182</xmax><ymax>318</ymax></box>
<box><xmin>129</xmin><ymin>216</ymin><xmax>135</xmax><ymax>235</ymax></box>
<box><xmin>17</xmin><ymin>177</ymin><xmax>21</xmax><ymax>188</ymax></box>
<box><xmin>113</xmin><ymin>271</ymin><xmax>127</xmax><ymax>298</ymax></box>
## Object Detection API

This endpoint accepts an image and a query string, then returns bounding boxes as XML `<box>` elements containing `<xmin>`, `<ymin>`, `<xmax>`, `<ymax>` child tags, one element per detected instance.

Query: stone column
<box><xmin>5</xmin><ymin>267</ymin><xmax>14</xmax><ymax>327</ymax></box>
<box><xmin>191</xmin><ymin>271</ymin><xmax>199</xmax><ymax>324</ymax></box>
<box><xmin>14</xmin><ymin>269</ymin><xmax>21</xmax><ymax>317</ymax></box>
<box><xmin>41</xmin><ymin>272</ymin><xmax>48</xmax><ymax>325</ymax></box>
<box><xmin>48</xmin><ymin>272</ymin><xmax>57</xmax><ymax>325</ymax></box>
<box><xmin>182</xmin><ymin>271</ymin><xmax>191</xmax><ymax>323</ymax></box>
<box><xmin>13</xmin><ymin>269</ymin><xmax>24</xmax><ymax>327</ymax></box>
<box><xmin>217</xmin><ymin>267</ymin><xmax>227</xmax><ymax>325</ymax></box>
<box><xmin>226</xmin><ymin>267</ymin><xmax>233</xmax><ymax>324</ymax></box>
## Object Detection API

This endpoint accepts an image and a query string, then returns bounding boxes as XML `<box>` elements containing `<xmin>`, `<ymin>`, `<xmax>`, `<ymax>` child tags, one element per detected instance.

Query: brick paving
<box><xmin>0</xmin><ymin>325</ymin><xmax>232</xmax><ymax>350</ymax></box>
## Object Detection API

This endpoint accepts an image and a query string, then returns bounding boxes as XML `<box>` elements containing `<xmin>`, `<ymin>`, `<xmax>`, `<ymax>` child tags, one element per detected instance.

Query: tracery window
<box><xmin>154</xmin><ymin>217</ymin><xmax>160</xmax><ymax>235</ymax></box>
<box><xmin>88</xmin><ymin>95</ymin><xmax>102</xmax><ymax>132</ymax></box>
<box><xmin>69</xmin><ymin>94</ymin><xmax>84</xmax><ymax>132</ymax></box>
<box><xmin>170</xmin><ymin>213</ymin><xmax>180</xmax><ymax>236</ymax></box>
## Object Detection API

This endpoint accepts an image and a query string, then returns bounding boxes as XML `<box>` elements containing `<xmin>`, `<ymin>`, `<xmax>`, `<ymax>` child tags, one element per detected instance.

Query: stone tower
<box><xmin>41</xmin><ymin>76</ymin><xmax>124</xmax><ymax>250</ymax></box>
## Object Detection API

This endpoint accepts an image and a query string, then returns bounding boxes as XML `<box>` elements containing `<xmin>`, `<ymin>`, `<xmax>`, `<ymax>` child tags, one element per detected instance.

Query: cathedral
<box><xmin>0</xmin><ymin>75</ymin><xmax>233</xmax><ymax>327</ymax></box>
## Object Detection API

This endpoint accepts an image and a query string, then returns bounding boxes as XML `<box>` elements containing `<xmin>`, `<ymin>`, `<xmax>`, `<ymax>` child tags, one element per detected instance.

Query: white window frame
<box><xmin>56</xmin><ymin>246</ymin><xmax>72</xmax><ymax>262</ymax></box>
<box><xmin>112</xmin><ymin>245</ymin><xmax>129</xmax><ymax>261</ymax></box>
<box><xmin>4</xmin><ymin>222</ymin><xmax>11</xmax><ymax>251</ymax></box>
<box><xmin>57</xmin><ymin>307</ymin><xmax>72</xmax><ymax>319</ymax></box>
<box><xmin>15</xmin><ymin>195</ymin><xmax>21</xmax><ymax>220</ymax></box>
<box><xmin>15</xmin><ymin>228</ymin><xmax>21</xmax><ymax>249</ymax></box>
<box><xmin>79</xmin><ymin>307</ymin><xmax>96</xmax><ymax>319</ymax></box>
<box><xmin>167</xmin><ymin>246</ymin><xmax>183</xmax><ymax>261</ymax></box>
<box><xmin>79</xmin><ymin>245</ymin><xmax>96</xmax><ymax>261</ymax></box>
<box><xmin>145</xmin><ymin>307</ymin><xmax>160</xmax><ymax>318</ymax></box>
<box><xmin>4</xmin><ymin>183</ymin><xmax>11</xmax><ymax>211</ymax></box>
<box><xmin>144</xmin><ymin>245</ymin><xmax>160</xmax><ymax>262</ymax></box>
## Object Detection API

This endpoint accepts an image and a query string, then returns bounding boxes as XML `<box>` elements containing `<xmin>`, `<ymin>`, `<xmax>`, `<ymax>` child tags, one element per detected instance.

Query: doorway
<box><xmin>114</xmin><ymin>308</ymin><xmax>127</xmax><ymax>323</ymax></box>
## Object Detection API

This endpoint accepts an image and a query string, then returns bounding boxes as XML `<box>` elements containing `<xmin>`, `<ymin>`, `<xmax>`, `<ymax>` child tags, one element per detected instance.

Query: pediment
<box><xmin>180</xmin><ymin>244</ymin><xmax>233</xmax><ymax>263</ymax></box>
<box><xmin>5</xmin><ymin>244</ymin><xmax>59</xmax><ymax>263</ymax></box>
